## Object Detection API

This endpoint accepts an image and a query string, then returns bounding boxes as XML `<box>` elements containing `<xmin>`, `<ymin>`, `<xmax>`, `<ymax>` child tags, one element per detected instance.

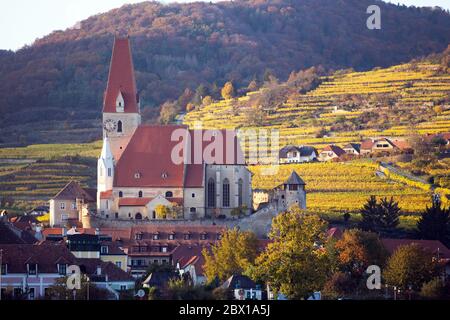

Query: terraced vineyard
<box><xmin>250</xmin><ymin>162</ymin><xmax>432</xmax><ymax>215</ymax></box>
<box><xmin>184</xmin><ymin>62</ymin><xmax>450</xmax><ymax>151</ymax></box>
<box><xmin>0</xmin><ymin>142</ymin><xmax>101</xmax><ymax>212</ymax></box>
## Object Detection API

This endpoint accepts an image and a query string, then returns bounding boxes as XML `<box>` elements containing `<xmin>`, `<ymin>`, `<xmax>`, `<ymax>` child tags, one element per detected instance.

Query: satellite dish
<box><xmin>136</xmin><ymin>289</ymin><xmax>145</xmax><ymax>298</ymax></box>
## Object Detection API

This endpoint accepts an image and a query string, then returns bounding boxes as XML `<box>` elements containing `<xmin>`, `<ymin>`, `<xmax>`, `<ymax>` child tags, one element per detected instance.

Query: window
<box><xmin>14</xmin><ymin>288</ymin><xmax>22</xmax><ymax>298</ymax></box>
<box><xmin>184</xmin><ymin>233</ymin><xmax>191</xmax><ymax>240</ymax></box>
<box><xmin>165</xmin><ymin>191</ymin><xmax>173</xmax><ymax>198</ymax></box>
<box><xmin>289</xmin><ymin>184</ymin><xmax>299</xmax><ymax>191</ymax></box>
<box><xmin>61</xmin><ymin>214</ymin><xmax>69</xmax><ymax>221</ymax></box>
<box><xmin>200</xmin><ymin>233</ymin><xmax>207</xmax><ymax>240</ymax></box>
<box><xmin>135</xmin><ymin>233</ymin><xmax>143</xmax><ymax>240</ymax></box>
<box><xmin>161</xmin><ymin>247</ymin><xmax>167</xmax><ymax>253</ymax></box>
<box><xmin>238</xmin><ymin>179</ymin><xmax>243</xmax><ymax>207</ymax></box>
<box><xmin>101</xmin><ymin>246</ymin><xmax>108</xmax><ymax>254</ymax></box>
<box><xmin>207</xmin><ymin>178</ymin><xmax>216</xmax><ymax>208</ymax></box>
<box><xmin>119</xmin><ymin>191</ymin><xmax>123</xmax><ymax>198</ymax></box>
<box><xmin>153</xmin><ymin>234</ymin><xmax>159</xmax><ymax>240</ymax></box>
<box><xmin>1</xmin><ymin>263</ymin><xmax>7</xmax><ymax>275</ymax></box>
<box><xmin>191</xmin><ymin>193</ymin><xmax>195</xmax><ymax>198</ymax></box>
<box><xmin>135</xmin><ymin>213</ymin><xmax>142</xmax><ymax>220</ymax></box>
<box><xmin>135</xmin><ymin>172</ymin><xmax>141</xmax><ymax>179</ymax></box>
<box><xmin>120</xmin><ymin>285</ymin><xmax>127</xmax><ymax>291</ymax></box>
<box><xmin>117</xmin><ymin>120</ymin><xmax>123</xmax><ymax>133</ymax></box>
<box><xmin>168</xmin><ymin>234</ymin><xmax>175</xmax><ymax>240</ymax></box>
<box><xmin>138</xmin><ymin>191</ymin><xmax>143</xmax><ymax>198</ymax></box>
<box><xmin>60</xmin><ymin>202</ymin><xmax>65</xmax><ymax>210</ymax></box>
<box><xmin>29</xmin><ymin>288</ymin><xmax>36</xmax><ymax>300</ymax></box>
<box><xmin>28</xmin><ymin>264</ymin><xmax>37</xmax><ymax>275</ymax></box>
<box><xmin>72</xmin><ymin>202</ymin><xmax>77</xmax><ymax>210</ymax></box>
<box><xmin>116</xmin><ymin>261</ymin><xmax>122</xmax><ymax>269</ymax></box>
<box><xmin>115</xmin><ymin>212</ymin><xmax>119</xmax><ymax>219</ymax></box>
<box><xmin>217</xmin><ymin>233</ymin><xmax>222</xmax><ymax>240</ymax></box>
<box><xmin>58</xmin><ymin>264</ymin><xmax>67</xmax><ymax>275</ymax></box>
<box><xmin>222</xmin><ymin>178</ymin><xmax>230</xmax><ymax>207</ymax></box>
<box><xmin>190</xmin><ymin>207</ymin><xmax>196</xmax><ymax>213</ymax></box>
<box><xmin>108</xmin><ymin>168</ymin><xmax>112</xmax><ymax>177</ymax></box>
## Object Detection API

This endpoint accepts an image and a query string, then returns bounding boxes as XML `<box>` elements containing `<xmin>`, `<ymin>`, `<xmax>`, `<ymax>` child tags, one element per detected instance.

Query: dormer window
<box><xmin>135</xmin><ymin>172</ymin><xmax>141</xmax><ymax>179</ymax></box>
<box><xmin>138</xmin><ymin>191</ymin><xmax>143</xmax><ymax>198</ymax></box>
<box><xmin>101</xmin><ymin>246</ymin><xmax>109</xmax><ymax>254</ymax></box>
<box><xmin>1</xmin><ymin>263</ymin><xmax>7</xmax><ymax>275</ymax></box>
<box><xmin>135</xmin><ymin>232</ymin><xmax>143</xmax><ymax>241</ymax></box>
<box><xmin>58</xmin><ymin>264</ymin><xmax>67</xmax><ymax>275</ymax></box>
<box><xmin>168</xmin><ymin>233</ymin><xmax>175</xmax><ymax>240</ymax></box>
<box><xmin>200</xmin><ymin>233</ymin><xmax>207</xmax><ymax>240</ymax></box>
<box><xmin>161</xmin><ymin>172</ymin><xmax>168</xmax><ymax>179</ymax></box>
<box><xmin>152</xmin><ymin>234</ymin><xmax>159</xmax><ymax>240</ymax></box>
<box><xmin>28</xmin><ymin>264</ymin><xmax>37</xmax><ymax>275</ymax></box>
<box><xmin>116</xmin><ymin>91</ymin><xmax>125</xmax><ymax>112</ymax></box>
<box><xmin>184</xmin><ymin>233</ymin><xmax>191</xmax><ymax>240</ymax></box>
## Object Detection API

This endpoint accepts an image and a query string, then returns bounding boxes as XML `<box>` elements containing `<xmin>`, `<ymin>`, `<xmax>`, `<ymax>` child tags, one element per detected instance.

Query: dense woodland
<box><xmin>0</xmin><ymin>0</ymin><xmax>449</xmax><ymax>145</ymax></box>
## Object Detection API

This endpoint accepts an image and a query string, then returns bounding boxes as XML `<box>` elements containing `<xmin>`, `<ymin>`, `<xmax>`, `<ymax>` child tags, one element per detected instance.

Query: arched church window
<box><xmin>165</xmin><ymin>191</ymin><xmax>173</xmax><ymax>198</ymax></box>
<box><xmin>138</xmin><ymin>191</ymin><xmax>143</xmax><ymax>198</ymax></box>
<box><xmin>238</xmin><ymin>179</ymin><xmax>243</xmax><ymax>207</ymax></box>
<box><xmin>135</xmin><ymin>213</ymin><xmax>142</xmax><ymax>220</ymax></box>
<box><xmin>223</xmin><ymin>178</ymin><xmax>230</xmax><ymax>208</ymax></box>
<box><xmin>119</xmin><ymin>191</ymin><xmax>123</xmax><ymax>198</ymax></box>
<box><xmin>117</xmin><ymin>120</ymin><xmax>123</xmax><ymax>133</ymax></box>
<box><xmin>207</xmin><ymin>178</ymin><xmax>216</xmax><ymax>208</ymax></box>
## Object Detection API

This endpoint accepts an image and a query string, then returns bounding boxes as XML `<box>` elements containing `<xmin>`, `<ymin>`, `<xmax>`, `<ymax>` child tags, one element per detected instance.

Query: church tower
<box><xmin>102</xmin><ymin>36</ymin><xmax>141</xmax><ymax>160</ymax></box>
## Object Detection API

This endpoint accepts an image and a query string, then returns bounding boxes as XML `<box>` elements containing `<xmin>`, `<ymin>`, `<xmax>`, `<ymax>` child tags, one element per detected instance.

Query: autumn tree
<box><xmin>335</xmin><ymin>229</ymin><xmax>388</xmax><ymax>276</ymax></box>
<box><xmin>202</xmin><ymin>95</ymin><xmax>213</xmax><ymax>106</ymax></box>
<box><xmin>252</xmin><ymin>205</ymin><xmax>331</xmax><ymax>299</ymax></box>
<box><xmin>221</xmin><ymin>81</ymin><xmax>235</xmax><ymax>100</ymax></box>
<box><xmin>45</xmin><ymin>275</ymin><xmax>110</xmax><ymax>300</ymax></box>
<box><xmin>158</xmin><ymin>100</ymin><xmax>179</xmax><ymax>124</ymax></box>
<box><xmin>155</xmin><ymin>205</ymin><xmax>171</xmax><ymax>219</ymax></box>
<box><xmin>384</xmin><ymin>244</ymin><xmax>437</xmax><ymax>291</ymax></box>
<box><xmin>417</xmin><ymin>196</ymin><xmax>450</xmax><ymax>246</ymax></box>
<box><xmin>203</xmin><ymin>228</ymin><xmax>259</xmax><ymax>283</ymax></box>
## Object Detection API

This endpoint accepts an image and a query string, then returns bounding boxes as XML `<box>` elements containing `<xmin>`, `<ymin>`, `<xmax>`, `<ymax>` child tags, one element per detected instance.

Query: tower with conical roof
<box><xmin>275</xmin><ymin>170</ymin><xmax>306</xmax><ymax>210</ymax></box>
<box><xmin>102</xmin><ymin>36</ymin><xmax>141</xmax><ymax>161</ymax></box>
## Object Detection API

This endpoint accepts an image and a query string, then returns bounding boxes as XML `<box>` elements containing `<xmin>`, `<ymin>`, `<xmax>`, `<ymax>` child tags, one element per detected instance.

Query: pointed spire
<box><xmin>103</xmin><ymin>37</ymin><xmax>138</xmax><ymax>113</ymax></box>
<box><xmin>100</xmin><ymin>137</ymin><xmax>114</xmax><ymax>160</ymax></box>
<box><xmin>284</xmin><ymin>171</ymin><xmax>306</xmax><ymax>185</ymax></box>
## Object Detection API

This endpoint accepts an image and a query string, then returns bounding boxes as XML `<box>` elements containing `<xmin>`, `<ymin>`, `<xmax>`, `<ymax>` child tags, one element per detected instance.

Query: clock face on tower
<box><xmin>103</xmin><ymin>119</ymin><xmax>117</xmax><ymax>132</ymax></box>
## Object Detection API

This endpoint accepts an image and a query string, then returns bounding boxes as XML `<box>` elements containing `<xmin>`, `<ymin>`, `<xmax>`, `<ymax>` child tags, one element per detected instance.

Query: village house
<box><xmin>49</xmin><ymin>181</ymin><xmax>96</xmax><ymax>228</ymax></box>
<box><xmin>172</xmin><ymin>244</ymin><xmax>208</xmax><ymax>286</ymax></box>
<box><xmin>343</xmin><ymin>143</ymin><xmax>361</xmax><ymax>155</ymax></box>
<box><xmin>279</xmin><ymin>145</ymin><xmax>318</xmax><ymax>164</ymax></box>
<box><xmin>221</xmin><ymin>274</ymin><xmax>264</xmax><ymax>300</ymax></box>
<box><xmin>96</xmin><ymin>37</ymin><xmax>252</xmax><ymax>222</ymax></box>
<box><xmin>0</xmin><ymin>243</ymin><xmax>133</xmax><ymax>300</ymax></box>
<box><xmin>319</xmin><ymin>145</ymin><xmax>346</xmax><ymax>161</ymax></box>
<box><xmin>360</xmin><ymin>138</ymin><xmax>412</xmax><ymax>155</ymax></box>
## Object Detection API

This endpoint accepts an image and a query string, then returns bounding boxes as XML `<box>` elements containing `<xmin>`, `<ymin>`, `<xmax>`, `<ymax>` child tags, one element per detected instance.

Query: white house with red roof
<box><xmin>97</xmin><ymin>37</ymin><xmax>252</xmax><ymax>222</ymax></box>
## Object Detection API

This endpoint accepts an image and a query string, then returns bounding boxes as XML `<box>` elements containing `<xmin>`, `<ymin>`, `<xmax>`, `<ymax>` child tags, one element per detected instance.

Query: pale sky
<box><xmin>0</xmin><ymin>0</ymin><xmax>448</xmax><ymax>51</ymax></box>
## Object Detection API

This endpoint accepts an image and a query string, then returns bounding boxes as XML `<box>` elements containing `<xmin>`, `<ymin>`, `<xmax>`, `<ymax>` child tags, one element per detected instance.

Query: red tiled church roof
<box><xmin>114</xmin><ymin>125</ymin><xmax>245</xmax><ymax>188</ymax></box>
<box><xmin>103</xmin><ymin>37</ymin><xmax>138</xmax><ymax>113</ymax></box>
<box><xmin>381</xmin><ymin>238</ymin><xmax>450</xmax><ymax>259</ymax></box>
<box><xmin>119</xmin><ymin>197</ymin><xmax>153</xmax><ymax>206</ymax></box>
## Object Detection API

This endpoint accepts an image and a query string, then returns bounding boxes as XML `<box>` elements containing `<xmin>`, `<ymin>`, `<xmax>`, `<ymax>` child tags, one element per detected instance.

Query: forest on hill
<box><xmin>0</xmin><ymin>0</ymin><xmax>449</xmax><ymax>146</ymax></box>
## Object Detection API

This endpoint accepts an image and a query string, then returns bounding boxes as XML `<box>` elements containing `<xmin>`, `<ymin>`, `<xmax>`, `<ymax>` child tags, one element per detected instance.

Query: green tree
<box><xmin>384</xmin><ymin>244</ymin><xmax>437</xmax><ymax>291</ymax></box>
<box><xmin>252</xmin><ymin>205</ymin><xmax>331</xmax><ymax>299</ymax></box>
<box><xmin>359</xmin><ymin>196</ymin><xmax>400</xmax><ymax>233</ymax></box>
<box><xmin>167</xmin><ymin>278</ymin><xmax>212</xmax><ymax>300</ymax></box>
<box><xmin>45</xmin><ymin>275</ymin><xmax>109</xmax><ymax>300</ymax></box>
<box><xmin>417</xmin><ymin>196</ymin><xmax>450</xmax><ymax>246</ymax></box>
<box><xmin>221</xmin><ymin>81</ymin><xmax>235</xmax><ymax>100</ymax></box>
<box><xmin>203</xmin><ymin>228</ymin><xmax>259</xmax><ymax>283</ymax></box>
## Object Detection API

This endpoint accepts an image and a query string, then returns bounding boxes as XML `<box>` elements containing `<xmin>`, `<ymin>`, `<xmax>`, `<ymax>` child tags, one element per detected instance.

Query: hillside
<box><xmin>1</xmin><ymin>0</ymin><xmax>450</xmax><ymax>146</ymax></box>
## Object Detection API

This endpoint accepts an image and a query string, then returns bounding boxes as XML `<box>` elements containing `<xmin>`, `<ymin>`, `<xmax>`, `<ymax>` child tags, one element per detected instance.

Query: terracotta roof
<box><xmin>343</xmin><ymin>143</ymin><xmax>361</xmax><ymax>153</ymax></box>
<box><xmin>52</xmin><ymin>181</ymin><xmax>96</xmax><ymax>202</ymax></box>
<box><xmin>100</xmin><ymin>190</ymin><xmax>113</xmax><ymax>199</ymax></box>
<box><xmin>172</xmin><ymin>244</ymin><xmax>208</xmax><ymax>275</ymax></box>
<box><xmin>114</xmin><ymin>125</ymin><xmax>244</xmax><ymax>188</ymax></box>
<box><xmin>322</xmin><ymin>145</ymin><xmax>346</xmax><ymax>157</ymax></box>
<box><xmin>0</xmin><ymin>243</ymin><xmax>76</xmax><ymax>273</ymax></box>
<box><xmin>390</xmin><ymin>139</ymin><xmax>412</xmax><ymax>151</ymax></box>
<box><xmin>103</xmin><ymin>37</ymin><xmax>138</xmax><ymax>113</ymax></box>
<box><xmin>168</xmin><ymin>197</ymin><xmax>184</xmax><ymax>206</ymax></box>
<box><xmin>327</xmin><ymin>227</ymin><xmax>343</xmax><ymax>240</ymax></box>
<box><xmin>221</xmin><ymin>274</ymin><xmax>257</xmax><ymax>290</ymax></box>
<box><xmin>118</xmin><ymin>197</ymin><xmax>152</xmax><ymax>206</ymax></box>
<box><xmin>381</xmin><ymin>238</ymin><xmax>450</xmax><ymax>259</ymax></box>
<box><xmin>361</xmin><ymin>139</ymin><xmax>375</xmax><ymax>151</ymax></box>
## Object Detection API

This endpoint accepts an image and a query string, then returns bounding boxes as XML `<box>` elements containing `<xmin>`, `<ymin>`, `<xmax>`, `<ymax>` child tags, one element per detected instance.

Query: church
<box><xmin>96</xmin><ymin>37</ymin><xmax>253</xmax><ymax>221</ymax></box>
